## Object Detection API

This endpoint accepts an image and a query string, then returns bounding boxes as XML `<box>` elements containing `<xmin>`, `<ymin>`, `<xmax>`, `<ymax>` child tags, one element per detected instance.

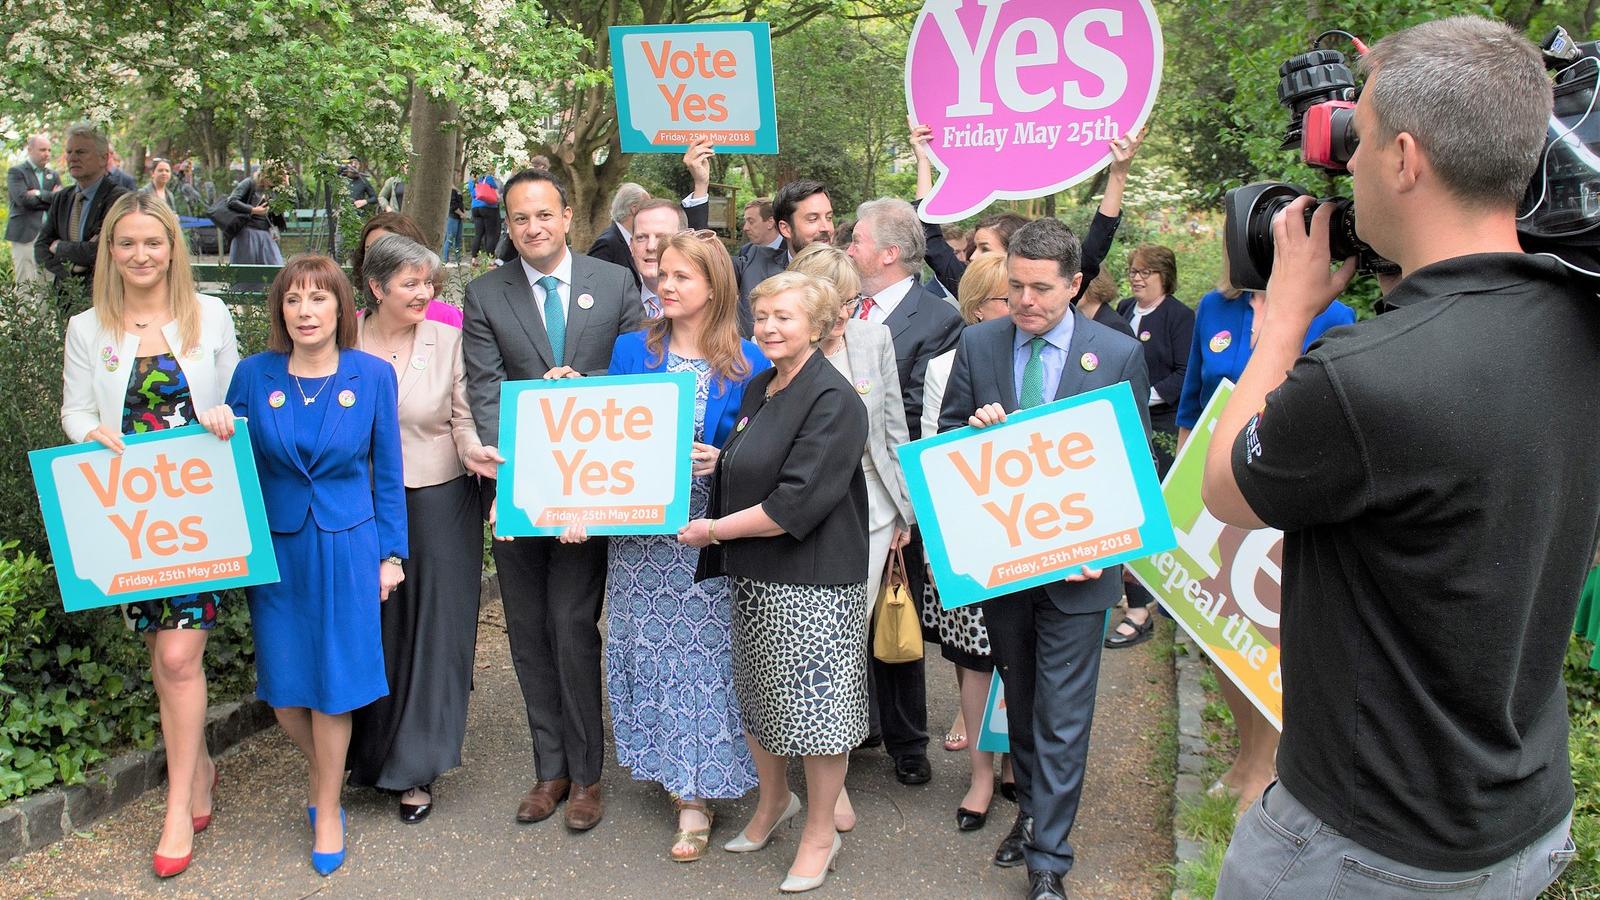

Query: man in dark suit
<box><xmin>843</xmin><ymin>196</ymin><xmax>963</xmax><ymax>787</ymax></box>
<box><xmin>938</xmin><ymin>218</ymin><xmax>1151</xmax><ymax>900</ymax></box>
<box><xmin>462</xmin><ymin>168</ymin><xmax>642</xmax><ymax>834</ymax></box>
<box><xmin>36</xmin><ymin>122</ymin><xmax>128</xmax><ymax>294</ymax></box>
<box><xmin>736</xmin><ymin>197</ymin><xmax>780</xmax><ymax>261</ymax></box>
<box><xmin>585</xmin><ymin>141</ymin><xmax>717</xmax><ymax>278</ymax></box>
<box><xmin>719</xmin><ymin>178</ymin><xmax>837</xmax><ymax>338</ymax></box>
<box><xmin>7</xmin><ymin>135</ymin><xmax>61</xmax><ymax>283</ymax></box>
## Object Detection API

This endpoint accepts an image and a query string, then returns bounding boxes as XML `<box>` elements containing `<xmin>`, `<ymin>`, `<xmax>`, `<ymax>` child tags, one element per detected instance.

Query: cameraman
<box><xmin>1203</xmin><ymin>16</ymin><xmax>1596</xmax><ymax>898</ymax></box>
<box><xmin>343</xmin><ymin>156</ymin><xmax>379</xmax><ymax>217</ymax></box>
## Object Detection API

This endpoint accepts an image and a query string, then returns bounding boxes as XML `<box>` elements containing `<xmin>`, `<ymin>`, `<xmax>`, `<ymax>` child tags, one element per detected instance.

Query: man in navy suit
<box><xmin>462</xmin><ymin>168</ymin><xmax>642</xmax><ymax>833</ymax></box>
<box><xmin>845</xmin><ymin>196</ymin><xmax>964</xmax><ymax>787</ymax></box>
<box><xmin>938</xmin><ymin>218</ymin><xmax>1151</xmax><ymax>900</ymax></box>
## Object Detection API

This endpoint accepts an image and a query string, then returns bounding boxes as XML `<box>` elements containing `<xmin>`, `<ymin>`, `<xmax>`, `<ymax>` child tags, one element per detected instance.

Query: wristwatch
<box><xmin>383</xmin><ymin>555</ymin><xmax>405</xmax><ymax>567</ymax></box>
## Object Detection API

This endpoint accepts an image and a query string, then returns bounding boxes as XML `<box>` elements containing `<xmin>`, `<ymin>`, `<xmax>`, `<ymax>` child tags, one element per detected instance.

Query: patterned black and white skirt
<box><xmin>730</xmin><ymin>578</ymin><xmax>869</xmax><ymax>756</ymax></box>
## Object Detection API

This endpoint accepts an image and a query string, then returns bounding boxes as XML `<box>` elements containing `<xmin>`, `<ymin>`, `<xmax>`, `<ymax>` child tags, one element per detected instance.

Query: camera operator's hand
<box><xmin>1266</xmin><ymin>195</ymin><xmax>1357</xmax><ymax>327</ymax></box>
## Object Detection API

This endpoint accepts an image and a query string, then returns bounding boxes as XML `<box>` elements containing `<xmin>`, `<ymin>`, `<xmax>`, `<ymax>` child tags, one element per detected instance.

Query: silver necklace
<box><xmin>292</xmin><ymin>372</ymin><xmax>332</xmax><ymax>405</ymax></box>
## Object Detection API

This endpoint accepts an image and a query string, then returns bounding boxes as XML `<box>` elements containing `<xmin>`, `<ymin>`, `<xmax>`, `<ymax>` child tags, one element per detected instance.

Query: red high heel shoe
<box><xmin>152</xmin><ymin>848</ymin><xmax>191</xmax><ymax>878</ymax></box>
<box><xmin>191</xmin><ymin>768</ymin><xmax>220</xmax><ymax>833</ymax></box>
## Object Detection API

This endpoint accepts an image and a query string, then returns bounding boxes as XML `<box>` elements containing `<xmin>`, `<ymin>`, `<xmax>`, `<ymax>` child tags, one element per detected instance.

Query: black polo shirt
<box><xmin>1232</xmin><ymin>253</ymin><xmax>1600</xmax><ymax>871</ymax></box>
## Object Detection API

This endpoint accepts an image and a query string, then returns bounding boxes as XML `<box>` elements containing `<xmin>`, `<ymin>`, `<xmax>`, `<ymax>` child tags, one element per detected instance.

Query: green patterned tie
<box><xmin>1019</xmin><ymin>336</ymin><xmax>1047</xmax><ymax>408</ymax></box>
<box><xmin>538</xmin><ymin>274</ymin><xmax>565</xmax><ymax>364</ymax></box>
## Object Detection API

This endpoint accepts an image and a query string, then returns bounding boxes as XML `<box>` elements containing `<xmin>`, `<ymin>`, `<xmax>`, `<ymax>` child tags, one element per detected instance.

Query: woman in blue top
<box><xmin>1174</xmin><ymin>251</ymin><xmax>1355</xmax><ymax>813</ymax></box>
<box><xmin>562</xmin><ymin>231</ymin><xmax>768</xmax><ymax>862</ymax></box>
<box><xmin>222</xmin><ymin>254</ymin><xmax>407</xmax><ymax>876</ymax></box>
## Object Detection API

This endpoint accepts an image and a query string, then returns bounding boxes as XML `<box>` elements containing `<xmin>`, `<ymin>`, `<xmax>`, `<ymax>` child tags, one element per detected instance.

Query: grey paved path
<box><xmin>6</xmin><ymin>598</ymin><xmax>1176</xmax><ymax>899</ymax></box>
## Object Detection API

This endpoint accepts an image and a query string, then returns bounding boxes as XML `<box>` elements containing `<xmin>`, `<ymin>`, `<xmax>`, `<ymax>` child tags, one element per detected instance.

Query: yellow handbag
<box><xmin>872</xmin><ymin>548</ymin><xmax>924</xmax><ymax>664</ymax></box>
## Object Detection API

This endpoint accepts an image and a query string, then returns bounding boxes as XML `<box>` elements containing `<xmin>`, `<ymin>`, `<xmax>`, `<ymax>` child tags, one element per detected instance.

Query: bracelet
<box><xmin>707</xmin><ymin>519</ymin><xmax>721</xmax><ymax>545</ymax></box>
<box><xmin>383</xmin><ymin>555</ymin><xmax>405</xmax><ymax>567</ymax></box>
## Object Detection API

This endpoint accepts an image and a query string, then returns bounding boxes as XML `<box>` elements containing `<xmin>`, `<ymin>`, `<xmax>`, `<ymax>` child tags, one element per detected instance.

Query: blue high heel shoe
<box><xmin>310</xmin><ymin>808</ymin><xmax>346</xmax><ymax>876</ymax></box>
<box><xmin>306</xmin><ymin>807</ymin><xmax>315</xmax><ymax>828</ymax></box>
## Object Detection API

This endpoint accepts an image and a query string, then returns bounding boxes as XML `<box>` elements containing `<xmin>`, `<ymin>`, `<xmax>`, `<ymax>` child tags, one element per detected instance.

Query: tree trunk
<box><xmin>408</xmin><ymin>84</ymin><xmax>458</xmax><ymax>252</ymax></box>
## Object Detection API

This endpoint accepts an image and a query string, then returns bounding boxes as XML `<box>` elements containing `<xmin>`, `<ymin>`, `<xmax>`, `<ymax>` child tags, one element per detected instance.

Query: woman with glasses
<box><xmin>560</xmin><ymin>230</ymin><xmax>767</xmax><ymax>862</ymax></box>
<box><xmin>1105</xmin><ymin>245</ymin><xmax>1195</xmax><ymax>649</ymax></box>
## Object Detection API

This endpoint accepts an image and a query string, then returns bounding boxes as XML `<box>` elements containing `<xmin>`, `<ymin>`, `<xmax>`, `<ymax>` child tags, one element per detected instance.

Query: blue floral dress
<box><xmin>605</xmin><ymin>354</ymin><xmax>757</xmax><ymax>799</ymax></box>
<box><xmin>120</xmin><ymin>353</ymin><xmax>221</xmax><ymax>632</ymax></box>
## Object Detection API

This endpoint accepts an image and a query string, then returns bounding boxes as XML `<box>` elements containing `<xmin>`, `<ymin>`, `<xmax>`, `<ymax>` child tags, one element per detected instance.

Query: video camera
<box><xmin>1224</xmin><ymin>25</ymin><xmax>1600</xmax><ymax>291</ymax></box>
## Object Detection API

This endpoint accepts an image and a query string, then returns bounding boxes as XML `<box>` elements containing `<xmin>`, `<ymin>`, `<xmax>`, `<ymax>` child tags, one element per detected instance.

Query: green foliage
<box><xmin>0</xmin><ymin>287</ymin><xmax>77</xmax><ymax>559</ymax></box>
<box><xmin>1174</xmin><ymin>840</ymin><xmax>1229</xmax><ymax>899</ymax></box>
<box><xmin>1553</xmin><ymin>636</ymin><xmax>1600</xmax><ymax>894</ymax></box>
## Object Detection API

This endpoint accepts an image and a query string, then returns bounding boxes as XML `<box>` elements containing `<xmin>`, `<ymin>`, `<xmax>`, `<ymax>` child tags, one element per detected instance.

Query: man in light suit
<box><xmin>845</xmin><ymin>196</ymin><xmax>964</xmax><ymax>787</ymax></box>
<box><xmin>938</xmin><ymin>218</ymin><xmax>1151</xmax><ymax>900</ymax></box>
<box><xmin>7</xmin><ymin>135</ymin><xmax>61</xmax><ymax>283</ymax></box>
<box><xmin>462</xmin><ymin>168</ymin><xmax>643</xmax><ymax>833</ymax></box>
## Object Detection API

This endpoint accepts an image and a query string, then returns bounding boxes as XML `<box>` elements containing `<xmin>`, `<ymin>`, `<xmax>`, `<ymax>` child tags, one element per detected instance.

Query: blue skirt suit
<box><xmin>227</xmin><ymin>350</ymin><xmax>408</xmax><ymax>714</ymax></box>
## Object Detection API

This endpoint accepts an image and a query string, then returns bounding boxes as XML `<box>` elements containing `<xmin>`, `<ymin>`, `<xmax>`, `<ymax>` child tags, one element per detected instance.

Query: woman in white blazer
<box><xmin>917</xmin><ymin>252</ymin><xmax>1015</xmax><ymax>831</ymax></box>
<box><xmin>58</xmin><ymin>192</ymin><xmax>239</xmax><ymax>878</ymax></box>
<box><xmin>789</xmin><ymin>244</ymin><xmax>915</xmax><ymax>833</ymax></box>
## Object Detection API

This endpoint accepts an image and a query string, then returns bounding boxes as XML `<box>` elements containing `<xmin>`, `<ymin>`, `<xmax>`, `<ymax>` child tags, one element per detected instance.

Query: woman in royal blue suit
<box><xmin>222</xmin><ymin>253</ymin><xmax>407</xmax><ymax>876</ymax></box>
<box><xmin>562</xmin><ymin>231</ymin><xmax>767</xmax><ymax>862</ymax></box>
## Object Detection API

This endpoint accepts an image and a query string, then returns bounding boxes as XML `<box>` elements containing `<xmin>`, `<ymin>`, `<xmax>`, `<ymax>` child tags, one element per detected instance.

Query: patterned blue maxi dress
<box><xmin>604</xmin><ymin>354</ymin><xmax>757</xmax><ymax>799</ymax></box>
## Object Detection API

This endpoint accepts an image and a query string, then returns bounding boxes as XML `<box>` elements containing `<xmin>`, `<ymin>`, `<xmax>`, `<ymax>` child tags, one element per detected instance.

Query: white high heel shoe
<box><xmin>722</xmin><ymin>792</ymin><xmax>802</xmax><ymax>852</ymax></box>
<box><xmin>779</xmin><ymin>832</ymin><xmax>842</xmax><ymax>893</ymax></box>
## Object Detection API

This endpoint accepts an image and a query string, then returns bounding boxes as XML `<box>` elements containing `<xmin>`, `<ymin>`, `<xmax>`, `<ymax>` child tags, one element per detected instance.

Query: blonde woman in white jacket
<box><xmin>59</xmin><ymin>192</ymin><xmax>240</xmax><ymax>879</ymax></box>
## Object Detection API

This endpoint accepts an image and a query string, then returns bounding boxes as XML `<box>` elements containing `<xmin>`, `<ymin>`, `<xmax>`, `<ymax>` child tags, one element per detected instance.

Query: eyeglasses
<box><xmin>985</xmin><ymin>296</ymin><xmax>1010</xmax><ymax>306</ymax></box>
<box><xmin>1128</xmin><ymin>267</ymin><xmax>1156</xmax><ymax>279</ymax></box>
<box><xmin>677</xmin><ymin>228</ymin><xmax>720</xmax><ymax>243</ymax></box>
<box><xmin>841</xmin><ymin>293</ymin><xmax>864</xmax><ymax>314</ymax></box>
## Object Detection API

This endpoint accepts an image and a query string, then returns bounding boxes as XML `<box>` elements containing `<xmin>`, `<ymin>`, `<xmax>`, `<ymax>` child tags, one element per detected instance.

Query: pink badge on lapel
<box><xmin>268</xmin><ymin>390</ymin><xmax>286</xmax><ymax>408</ymax></box>
<box><xmin>338</xmin><ymin>389</ymin><xmax>356</xmax><ymax>407</ymax></box>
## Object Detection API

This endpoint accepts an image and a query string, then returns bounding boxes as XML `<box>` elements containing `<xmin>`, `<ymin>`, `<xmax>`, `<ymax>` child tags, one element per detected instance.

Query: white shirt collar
<box><xmin>617</xmin><ymin>220</ymin><xmax>633</xmax><ymax>245</ymax></box>
<box><xmin>765</xmin><ymin>234</ymin><xmax>783</xmax><ymax>250</ymax></box>
<box><xmin>868</xmin><ymin>275</ymin><xmax>916</xmax><ymax>319</ymax></box>
<box><xmin>520</xmin><ymin>246</ymin><xmax>572</xmax><ymax>295</ymax></box>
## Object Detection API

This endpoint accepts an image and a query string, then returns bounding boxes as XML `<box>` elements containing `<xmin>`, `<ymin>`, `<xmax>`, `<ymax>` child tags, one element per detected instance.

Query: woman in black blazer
<box><xmin>681</xmin><ymin>271</ymin><xmax>868</xmax><ymax>893</ymax></box>
<box><xmin>1111</xmin><ymin>243</ymin><xmax>1195</xmax><ymax>648</ymax></box>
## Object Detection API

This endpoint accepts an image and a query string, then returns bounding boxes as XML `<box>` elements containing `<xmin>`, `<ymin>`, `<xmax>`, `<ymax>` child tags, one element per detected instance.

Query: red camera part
<box><xmin>1303</xmin><ymin>100</ymin><xmax>1358</xmax><ymax>171</ymax></box>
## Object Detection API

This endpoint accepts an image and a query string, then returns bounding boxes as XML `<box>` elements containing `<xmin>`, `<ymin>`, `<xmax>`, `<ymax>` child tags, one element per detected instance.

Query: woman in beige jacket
<box><xmin>346</xmin><ymin>235</ymin><xmax>501</xmax><ymax>822</ymax></box>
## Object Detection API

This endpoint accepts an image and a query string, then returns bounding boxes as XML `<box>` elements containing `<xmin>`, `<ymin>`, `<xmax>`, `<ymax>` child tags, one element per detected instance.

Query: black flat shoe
<box><xmin>956</xmin><ymin>807</ymin><xmax>988</xmax><ymax>831</ymax></box>
<box><xmin>1104</xmin><ymin>613</ymin><xmax>1154</xmax><ymax>649</ymax></box>
<box><xmin>399</xmin><ymin>784</ymin><xmax>433</xmax><ymax>824</ymax></box>
<box><xmin>1000</xmin><ymin>779</ymin><xmax>1018</xmax><ymax>803</ymax></box>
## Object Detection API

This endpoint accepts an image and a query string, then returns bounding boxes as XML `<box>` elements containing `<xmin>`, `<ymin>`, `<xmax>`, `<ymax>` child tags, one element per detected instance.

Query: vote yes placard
<box><xmin>29</xmin><ymin>424</ymin><xmax>280</xmax><ymax>612</ymax></box>
<box><xmin>496</xmin><ymin>373</ymin><xmax>694</xmax><ymax>537</ymax></box>
<box><xmin>610</xmin><ymin>23</ymin><xmax>779</xmax><ymax>154</ymax></box>
<box><xmin>906</xmin><ymin>0</ymin><xmax>1164</xmax><ymax>223</ymax></box>
<box><xmin>900</xmin><ymin>381</ymin><xmax>1174</xmax><ymax>608</ymax></box>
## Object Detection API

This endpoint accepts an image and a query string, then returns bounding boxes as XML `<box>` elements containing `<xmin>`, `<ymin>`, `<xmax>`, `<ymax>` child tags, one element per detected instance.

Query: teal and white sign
<box><xmin>609</xmin><ymin>22</ymin><xmax>779</xmax><ymax>154</ymax></box>
<box><xmin>976</xmin><ymin>669</ymin><xmax>1010</xmax><ymax>753</ymax></box>
<box><xmin>497</xmin><ymin>372</ymin><xmax>695</xmax><ymax>537</ymax></box>
<box><xmin>29</xmin><ymin>423</ymin><xmax>279</xmax><ymax>612</ymax></box>
<box><xmin>899</xmin><ymin>381</ymin><xmax>1174</xmax><ymax>609</ymax></box>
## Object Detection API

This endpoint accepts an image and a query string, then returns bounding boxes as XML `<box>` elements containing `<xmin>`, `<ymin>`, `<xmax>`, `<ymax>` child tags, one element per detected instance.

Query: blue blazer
<box><xmin>608</xmin><ymin>330</ymin><xmax>770</xmax><ymax>448</ymax></box>
<box><xmin>226</xmin><ymin>350</ymin><xmax>408</xmax><ymax>560</ymax></box>
<box><xmin>1175</xmin><ymin>290</ymin><xmax>1357</xmax><ymax>429</ymax></box>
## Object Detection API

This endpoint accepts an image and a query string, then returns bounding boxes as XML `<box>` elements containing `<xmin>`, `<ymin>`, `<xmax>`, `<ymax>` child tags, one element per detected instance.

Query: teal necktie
<box><xmin>1020</xmin><ymin>336</ymin><xmax>1047</xmax><ymax>408</ymax></box>
<box><xmin>538</xmin><ymin>274</ymin><xmax>565</xmax><ymax>364</ymax></box>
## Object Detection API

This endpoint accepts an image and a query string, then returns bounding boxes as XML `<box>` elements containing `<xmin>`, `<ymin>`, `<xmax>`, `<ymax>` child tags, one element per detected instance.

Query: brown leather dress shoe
<box><xmin>516</xmin><ymin>778</ymin><xmax>570</xmax><ymax>824</ymax></box>
<box><xmin>565</xmin><ymin>782</ymin><xmax>604</xmax><ymax>831</ymax></box>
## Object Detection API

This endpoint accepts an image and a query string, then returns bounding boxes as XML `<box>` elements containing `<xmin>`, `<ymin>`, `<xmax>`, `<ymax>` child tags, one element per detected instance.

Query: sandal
<box><xmin>942</xmin><ymin>731</ymin><xmax>969</xmax><ymax>752</ymax></box>
<box><xmin>1104</xmin><ymin>612</ymin><xmax>1154</xmax><ymax>649</ymax></box>
<box><xmin>670</xmin><ymin>798</ymin><xmax>715</xmax><ymax>863</ymax></box>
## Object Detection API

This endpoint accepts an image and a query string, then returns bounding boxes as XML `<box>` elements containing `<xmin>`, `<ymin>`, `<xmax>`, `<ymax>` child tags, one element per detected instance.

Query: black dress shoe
<box><xmin>856</xmin><ymin>732</ymin><xmax>884</xmax><ymax>750</ymax></box>
<box><xmin>993</xmin><ymin>813</ymin><xmax>1032</xmax><ymax>867</ymax></box>
<box><xmin>398</xmin><ymin>784</ymin><xmax>433</xmax><ymax>824</ymax></box>
<box><xmin>1028</xmin><ymin>868</ymin><xmax>1067</xmax><ymax>900</ymax></box>
<box><xmin>894</xmin><ymin>754</ymin><xmax>932</xmax><ymax>785</ymax></box>
<box><xmin>955</xmin><ymin>807</ymin><xmax>988</xmax><ymax>831</ymax></box>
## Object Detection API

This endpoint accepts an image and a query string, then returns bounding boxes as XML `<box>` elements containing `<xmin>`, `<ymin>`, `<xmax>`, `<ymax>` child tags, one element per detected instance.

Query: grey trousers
<box><xmin>9</xmin><ymin>241</ymin><xmax>43</xmax><ymax>283</ymax></box>
<box><xmin>1216</xmin><ymin>780</ymin><xmax>1576</xmax><ymax>899</ymax></box>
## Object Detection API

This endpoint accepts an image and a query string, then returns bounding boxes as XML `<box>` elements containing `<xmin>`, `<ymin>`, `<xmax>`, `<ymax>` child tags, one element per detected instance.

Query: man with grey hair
<box><xmin>844</xmin><ymin>195</ymin><xmax>963</xmax><ymax>791</ymax></box>
<box><xmin>36</xmin><ymin>122</ymin><xmax>127</xmax><ymax>292</ymax></box>
<box><xmin>586</xmin><ymin>181</ymin><xmax>651</xmax><ymax>274</ymax></box>
<box><xmin>7</xmin><ymin>134</ymin><xmax>61</xmax><ymax>283</ymax></box>
<box><xmin>1203</xmin><ymin>16</ymin><xmax>1594</xmax><ymax>898</ymax></box>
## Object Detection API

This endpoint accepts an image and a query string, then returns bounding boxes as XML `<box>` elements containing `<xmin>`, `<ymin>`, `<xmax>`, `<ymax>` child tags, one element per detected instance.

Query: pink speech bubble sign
<box><xmin>906</xmin><ymin>0</ymin><xmax>1163</xmax><ymax>223</ymax></box>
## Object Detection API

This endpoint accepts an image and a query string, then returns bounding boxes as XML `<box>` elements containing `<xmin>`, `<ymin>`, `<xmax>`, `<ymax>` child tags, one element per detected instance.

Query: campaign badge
<box><xmin>268</xmin><ymin>390</ymin><xmax>286</xmax><ymax>409</ymax></box>
<box><xmin>1210</xmin><ymin>331</ymin><xmax>1232</xmax><ymax>353</ymax></box>
<box><xmin>338</xmin><ymin>390</ymin><xmax>356</xmax><ymax>408</ymax></box>
<box><xmin>1080</xmin><ymin>352</ymin><xmax>1099</xmax><ymax>372</ymax></box>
